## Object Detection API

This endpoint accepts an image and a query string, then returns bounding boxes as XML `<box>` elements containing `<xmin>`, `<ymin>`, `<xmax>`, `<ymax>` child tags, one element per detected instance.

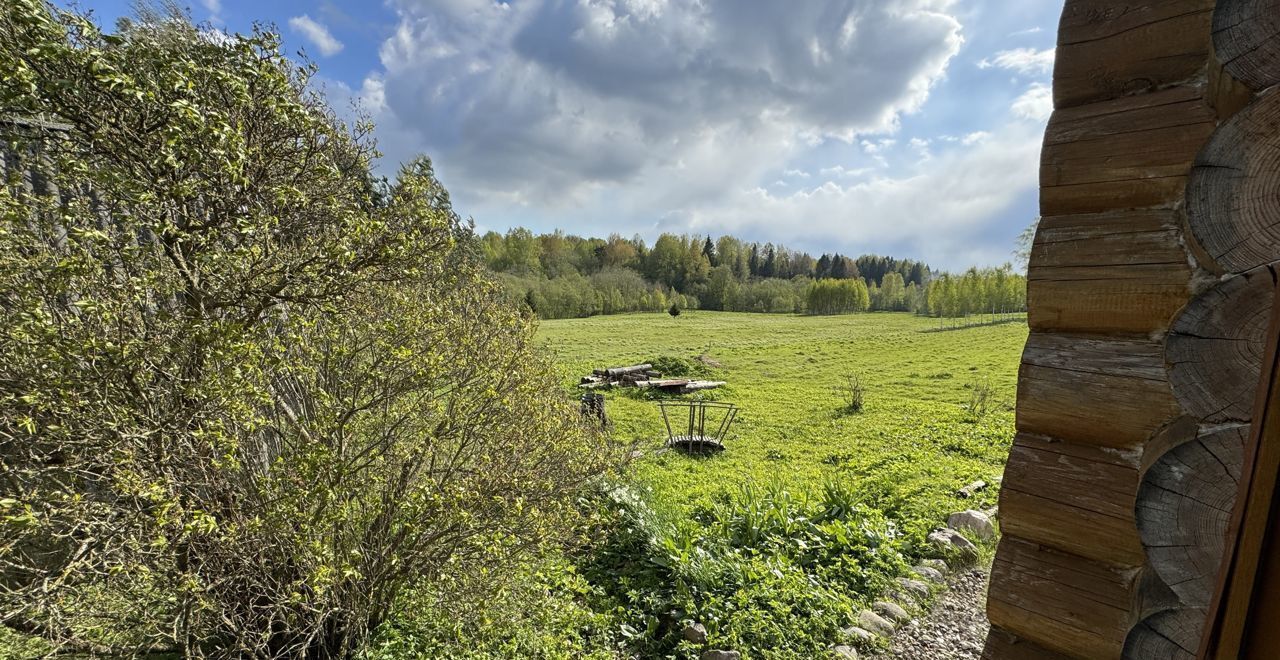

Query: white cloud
<box><xmin>365</xmin><ymin>0</ymin><xmax>964</xmax><ymax>204</ymax></box>
<box><xmin>201</xmin><ymin>0</ymin><xmax>221</xmax><ymax>14</ymax></box>
<box><xmin>1012</xmin><ymin>83</ymin><xmax>1053</xmax><ymax>122</ymax></box>
<box><xmin>289</xmin><ymin>15</ymin><xmax>344</xmax><ymax>57</ymax></box>
<box><xmin>819</xmin><ymin>165</ymin><xmax>873</xmax><ymax>179</ymax></box>
<box><xmin>1008</xmin><ymin>26</ymin><xmax>1042</xmax><ymax>37</ymax></box>
<box><xmin>682</xmin><ymin>119</ymin><xmax>1045</xmax><ymax>270</ymax></box>
<box><xmin>861</xmin><ymin>138</ymin><xmax>897</xmax><ymax>154</ymax></box>
<box><xmin>338</xmin><ymin>0</ymin><xmax>1061</xmax><ymax>269</ymax></box>
<box><xmin>978</xmin><ymin>47</ymin><xmax>1055</xmax><ymax>76</ymax></box>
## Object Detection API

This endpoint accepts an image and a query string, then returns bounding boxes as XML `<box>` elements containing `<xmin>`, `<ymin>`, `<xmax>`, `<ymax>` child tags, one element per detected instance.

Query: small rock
<box><xmin>913</xmin><ymin>565</ymin><xmax>945</xmax><ymax>583</ymax></box>
<box><xmin>840</xmin><ymin>625</ymin><xmax>877</xmax><ymax>644</ymax></box>
<box><xmin>873</xmin><ymin>601</ymin><xmax>911</xmax><ymax>624</ymax></box>
<box><xmin>895</xmin><ymin>577</ymin><xmax>931</xmax><ymax>601</ymax></box>
<box><xmin>921</xmin><ymin>558</ymin><xmax>949</xmax><ymax>573</ymax></box>
<box><xmin>683</xmin><ymin>622</ymin><xmax>708</xmax><ymax>644</ymax></box>
<box><xmin>928</xmin><ymin>527</ymin><xmax>980</xmax><ymax>565</ymax></box>
<box><xmin>701</xmin><ymin>651</ymin><xmax>740</xmax><ymax>660</ymax></box>
<box><xmin>858</xmin><ymin>609</ymin><xmax>895</xmax><ymax>635</ymax></box>
<box><xmin>829</xmin><ymin>644</ymin><xmax>858</xmax><ymax>658</ymax></box>
<box><xmin>947</xmin><ymin>509</ymin><xmax>995</xmax><ymax>540</ymax></box>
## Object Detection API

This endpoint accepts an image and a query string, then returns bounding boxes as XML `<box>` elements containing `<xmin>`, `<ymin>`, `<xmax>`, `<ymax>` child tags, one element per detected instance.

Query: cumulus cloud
<box><xmin>819</xmin><ymin>165</ymin><xmax>873</xmax><ymax>179</ymax></box>
<box><xmin>366</xmin><ymin>0</ymin><xmax>964</xmax><ymax>203</ymax></box>
<box><xmin>1012</xmin><ymin>83</ymin><xmax>1052</xmax><ymax>122</ymax></box>
<box><xmin>289</xmin><ymin>15</ymin><xmax>344</xmax><ymax>57</ymax></box>
<box><xmin>978</xmin><ymin>47</ymin><xmax>1055</xmax><ymax>75</ymax></box>
<box><xmin>683</xmin><ymin>119</ymin><xmax>1045</xmax><ymax>269</ymax></box>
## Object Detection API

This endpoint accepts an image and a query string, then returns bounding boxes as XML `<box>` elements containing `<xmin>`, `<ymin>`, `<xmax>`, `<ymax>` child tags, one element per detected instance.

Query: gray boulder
<box><xmin>701</xmin><ymin>651</ymin><xmax>740</xmax><ymax>660</ymax></box>
<box><xmin>830</xmin><ymin>644</ymin><xmax>858</xmax><ymax>658</ymax></box>
<box><xmin>840</xmin><ymin>625</ymin><xmax>877</xmax><ymax>644</ymax></box>
<box><xmin>858</xmin><ymin>609</ymin><xmax>895</xmax><ymax>636</ymax></box>
<box><xmin>913</xmin><ymin>565</ymin><xmax>945</xmax><ymax>583</ymax></box>
<box><xmin>683</xmin><ymin>622</ymin><xmax>708</xmax><ymax>644</ymax></box>
<box><xmin>947</xmin><ymin>509</ymin><xmax>995</xmax><ymax>540</ymax></box>
<box><xmin>873</xmin><ymin>600</ymin><xmax>911</xmax><ymax>624</ymax></box>
<box><xmin>895</xmin><ymin>576</ymin><xmax>931</xmax><ymax>601</ymax></box>
<box><xmin>928</xmin><ymin>527</ymin><xmax>979</xmax><ymax>565</ymax></box>
<box><xmin>921</xmin><ymin>558</ymin><xmax>949</xmax><ymax>573</ymax></box>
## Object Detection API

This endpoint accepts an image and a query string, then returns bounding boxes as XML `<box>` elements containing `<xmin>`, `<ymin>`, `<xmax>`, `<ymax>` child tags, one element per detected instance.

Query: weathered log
<box><xmin>1123</xmin><ymin>608</ymin><xmax>1202</xmax><ymax>660</ymax></box>
<box><xmin>1213</xmin><ymin>0</ymin><xmax>1280</xmax><ymax>92</ymax></box>
<box><xmin>1166</xmin><ymin>270</ymin><xmax>1273</xmax><ymax>424</ymax></box>
<box><xmin>1028</xmin><ymin>209</ymin><xmax>1193</xmax><ymax>334</ymax></box>
<box><xmin>636</xmin><ymin>379</ymin><xmax>690</xmax><ymax>389</ymax></box>
<box><xmin>1137</xmin><ymin>425</ymin><xmax>1247</xmax><ymax>609</ymax></box>
<box><xmin>681</xmin><ymin>380</ymin><xmax>726</xmax><ymax>393</ymax></box>
<box><xmin>986</xmin><ymin>536</ymin><xmax>1139</xmax><ymax>659</ymax></box>
<box><xmin>1018</xmin><ymin>334</ymin><xmax>1181</xmax><ymax>449</ymax></box>
<box><xmin>1040</xmin><ymin>93</ymin><xmax>1217</xmax><ymax>216</ymax></box>
<box><xmin>983</xmin><ymin>628</ymin><xmax>1078</xmax><ymax>660</ymax></box>
<box><xmin>1054</xmin><ymin>0</ymin><xmax>1214</xmax><ymax>109</ymax></box>
<box><xmin>1187</xmin><ymin>92</ymin><xmax>1280</xmax><ymax>274</ymax></box>
<box><xmin>605</xmin><ymin>363</ymin><xmax>653</xmax><ymax>378</ymax></box>
<box><xmin>958</xmin><ymin>479</ymin><xmax>987</xmax><ymax>498</ymax></box>
<box><xmin>1001</xmin><ymin>433</ymin><xmax>1143</xmax><ymax>565</ymax></box>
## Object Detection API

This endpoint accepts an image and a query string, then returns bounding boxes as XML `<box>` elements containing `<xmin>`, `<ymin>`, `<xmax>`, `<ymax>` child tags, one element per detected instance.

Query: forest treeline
<box><xmin>478</xmin><ymin>229</ymin><xmax>1026</xmax><ymax>320</ymax></box>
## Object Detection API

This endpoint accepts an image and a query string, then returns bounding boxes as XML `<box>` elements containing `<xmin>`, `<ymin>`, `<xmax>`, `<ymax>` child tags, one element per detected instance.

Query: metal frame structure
<box><xmin>657</xmin><ymin>400</ymin><xmax>738</xmax><ymax>452</ymax></box>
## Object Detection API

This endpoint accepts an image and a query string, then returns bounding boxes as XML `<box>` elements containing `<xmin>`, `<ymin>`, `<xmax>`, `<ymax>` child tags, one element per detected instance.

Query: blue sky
<box><xmin>76</xmin><ymin>0</ymin><xmax>1062</xmax><ymax>270</ymax></box>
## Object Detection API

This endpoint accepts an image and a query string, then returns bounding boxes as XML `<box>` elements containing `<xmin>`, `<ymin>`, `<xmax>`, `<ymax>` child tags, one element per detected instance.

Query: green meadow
<box><xmin>379</xmin><ymin>310</ymin><xmax>1031</xmax><ymax>658</ymax></box>
<box><xmin>540</xmin><ymin>311</ymin><xmax>1025</xmax><ymax>533</ymax></box>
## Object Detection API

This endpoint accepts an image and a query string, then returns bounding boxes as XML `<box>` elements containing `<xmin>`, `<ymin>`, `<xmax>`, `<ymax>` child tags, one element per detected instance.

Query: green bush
<box><xmin>575</xmin><ymin>481</ymin><xmax>911</xmax><ymax>658</ymax></box>
<box><xmin>0</xmin><ymin>4</ymin><xmax>612</xmax><ymax>656</ymax></box>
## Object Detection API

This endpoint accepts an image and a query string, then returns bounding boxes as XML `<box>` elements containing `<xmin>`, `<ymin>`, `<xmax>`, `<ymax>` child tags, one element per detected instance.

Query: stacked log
<box><xmin>579</xmin><ymin>363</ymin><xmax>726</xmax><ymax>394</ymax></box>
<box><xmin>580</xmin><ymin>364</ymin><xmax>659</xmax><ymax>388</ymax></box>
<box><xmin>985</xmin><ymin>1</ymin><xmax>1272</xmax><ymax>658</ymax></box>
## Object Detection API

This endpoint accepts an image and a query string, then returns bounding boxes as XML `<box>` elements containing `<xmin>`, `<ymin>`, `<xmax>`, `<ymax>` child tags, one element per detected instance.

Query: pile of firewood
<box><xmin>579</xmin><ymin>363</ymin><xmax>726</xmax><ymax>395</ymax></box>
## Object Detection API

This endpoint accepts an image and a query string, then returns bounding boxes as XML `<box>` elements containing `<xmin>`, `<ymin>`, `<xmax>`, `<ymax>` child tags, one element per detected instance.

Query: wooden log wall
<box><xmin>983</xmin><ymin>1</ymin><xmax>1275</xmax><ymax>658</ymax></box>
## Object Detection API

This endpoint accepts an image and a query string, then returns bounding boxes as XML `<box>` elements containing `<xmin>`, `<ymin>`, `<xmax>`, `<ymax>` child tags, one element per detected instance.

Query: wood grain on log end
<box><xmin>1213</xmin><ymin>0</ymin><xmax>1280</xmax><ymax>92</ymax></box>
<box><xmin>1137</xmin><ymin>425</ymin><xmax>1247</xmax><ymax>608</ymax></box>
<box><xmin>1123</xmin><ymin>608</ymin><xmax>1203</xmax><ymax>660</ymax></box>
<box><xmin>1166</xmin><ymin>270</ymin><xmax>1274</xmax><ymax>423</ymax></box>
<box><xmin>1187</xmin><ymin>92</ymin><xmax>1280</xmax><ymax>274</ymax></box>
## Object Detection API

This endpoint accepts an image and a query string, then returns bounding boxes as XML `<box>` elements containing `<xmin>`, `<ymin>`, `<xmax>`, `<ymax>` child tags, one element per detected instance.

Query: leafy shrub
<box><xmin>576</xmin><ymin>482</ymin><xmax>911</xmax><ymax>657</ymax></box>
<box><xmin>0</xmin><ymin>4</ymin><xmax>611</xmax><ymax>656</ymax></box>
<box><xmin>650</xmin><ymin>355</ymin><xmax>714</xmax><ymax>379</ymax></box>
<box><xmin>967</xmin><ymin>379</ymin><xmax>995</xmax><ymax>421</ymax></box>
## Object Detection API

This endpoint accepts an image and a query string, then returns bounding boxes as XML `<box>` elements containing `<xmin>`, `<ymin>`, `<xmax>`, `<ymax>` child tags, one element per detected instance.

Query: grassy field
<box><xmin>5</xmin><ymin>312</ymin><xmax>1030</xmax><ymax>659</ymax></box>
<box><xmin>540</xmin><ymin>311</ymin><xmax>1026</xmax><ymax>536</ymax></box>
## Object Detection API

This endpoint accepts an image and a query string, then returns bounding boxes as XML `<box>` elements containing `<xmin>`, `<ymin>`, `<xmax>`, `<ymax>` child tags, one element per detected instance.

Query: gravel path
<box><xmin>874</xmin><ymin>567</ymin><xmax>990</xmax><ymax>659</ymax></box>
